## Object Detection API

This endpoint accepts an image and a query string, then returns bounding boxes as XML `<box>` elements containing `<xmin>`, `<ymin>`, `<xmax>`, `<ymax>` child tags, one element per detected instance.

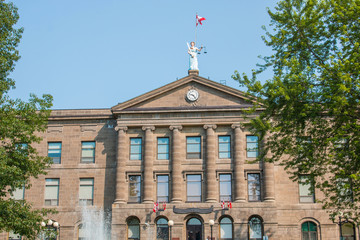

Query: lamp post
<box><xmin>40</xmin><ymin>220</ymin><xmax>60</xmax><ymax>240</ymax></box>
<box><xmin>209</xmin><ymin>219</ymin><xmax>214</xmax><ymax>240</ymax></box>
<box><xmin>168</xmin><ymin>220</ymin><xmax>174</xmax><ymax>240</ymax></box>
<box><xmin>336</xmin><ymin>216</ymin><xmax>348</xmax><ymax>240</ymax></box>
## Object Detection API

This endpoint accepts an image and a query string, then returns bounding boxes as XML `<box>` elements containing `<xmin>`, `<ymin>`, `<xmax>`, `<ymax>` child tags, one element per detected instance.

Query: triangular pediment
<box><xmin>112</xmin><ymin>73</ymin><xmax>257</xmax><ymax>113</ymax></box>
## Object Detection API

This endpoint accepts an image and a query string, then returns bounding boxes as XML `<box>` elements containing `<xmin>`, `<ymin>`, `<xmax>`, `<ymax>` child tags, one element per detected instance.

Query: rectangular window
<box><xmin>48</xmin><ymin>142</ymin><xmax>62</xmax><ymax>164</ymax></box>
<box><xmin>337</xmin><ymin>178</ymin><xmax>353</xmax><ymax>202</ymax></box>
<box><xmin>186</xmin><ymin>136</ymin><xmax>201</xmax><ymax>159</ymax></box>
<box><xmin>219</xmin><ymin>136</ymin><xmax>231</xmax><ymax>159</ymax></box>
<box><xmin>219</xmin><ymin>174</ymin><xmax>232</xmax><ymax>201</ymax></box>
<box><xmin>248</xmin><ymin>173</ymin><xmax>261</xmax><ymax>201</ymax></box>
<box><xmin>157</xmin><ymin>175</ymin><xmax>169</xmax><ymax>202</ymax></box>
<box><xmin>45</xmin><ymin>178</ymin><xmax>59</xmax><ymax>206</ymax></box>
<box><xmin>11</xmin><ymin>185</ymin><xmax>25</xmax><ymax>200</ymax></box>
<box><xmin>81</xmin><ymin>142</ymin><xmax>95</xmax><ymax>163</ymax></box>
<box><xmin>246</xmin><ymin>136</ymin><xmax>258</xmax><ymax>158</ymax></box>
<box><xmin>299</xmin><ymin>175</ymin><xmax>314</xmax><ymax>203</ymax></box>
<box><xmin>129</xmin><ymin>175</ymin><xmax>141</xmax><ymax>203</ymax></box>
<box><xmin>187</xmin><ymin>174</ymin><xmax>201</xmax><ymax>202</ymax></box>
<box><xmin>79</xmin><ymin>178</ymin><xmax>94</xmax><ymax>206</ymax></box>
<box><xmin>130</xmin><ymin>138</ymin><xmax>142</xmax><ymax>160</ymax></box>
<box><xmin>157</xmin><ymin>137</ymin><xmax>169</xmax><ymax>160</ymax></box>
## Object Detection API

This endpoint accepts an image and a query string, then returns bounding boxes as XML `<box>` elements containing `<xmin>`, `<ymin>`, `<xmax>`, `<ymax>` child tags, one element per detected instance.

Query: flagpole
<box><xmin>195</xmin><ymin>13</ymin><xmax>197</xmax><ymax>44</ymax></box>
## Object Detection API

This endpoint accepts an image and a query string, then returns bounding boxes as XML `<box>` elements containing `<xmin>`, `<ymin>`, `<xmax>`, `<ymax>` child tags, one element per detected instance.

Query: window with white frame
<box><xmin>299</xmin><ymin>175</ymin><xmax>314</xmax><ymax>203</ymax></box>
<box><xmin>79</xmin><ymin>178</ymin><xmax>94</xmax><ymax>206</ymax></box>
<box><xmin>48</xmin><ymin>142</ymin><xmax>62</xmax><ymax>164</ymax></box>
<box><xmin>130</xmin><ymin>138</ymin><xmax>142</xmax><ymax>160</ymax></box>
<box><xmin>247</xmin><ymin>173</ymin><xmax>261</xmax><ymax>201</ymax></box>
<box><xmin>81</xmin><ymin>142</ymin><xmax>95</xmax><ymax>163</ymax></box>
<box><xmin>219</xmin><ymin>136</ymin><xmax>231</xmax><ymax>159</ymax></box>
<box><xmin>186</xmin><ymin>137</ymin><xmax>201</xmax><ymax>159</ymax></box>
<box><xmin>187</xmin><ymin>174</ymin><xmax>201</xmax><ymax>202</ymax></box>
<box><xmin>45</xmin><ymin>178</ymin><xmax>59</xmax><ymax>206</ymax></box>
<box><xmin>246</xmin><ymin>136</ymin><xmax>258</xmax><ymax>158</ymax></box>
<box><xmin>157</xmin><ymin>175</ymin><xmax>169</xmax><ymax>202</ymax></box>
<box><xmin>129</xmin><ymin>175</ymin><xmax>141</xmax><ymax>203</ymax></box>
<box><xmin>157</xmin><ymin>137</ymin><xmax>169</xmax><ymax>160</ymax></box>
<box><xmin>219</xmin><ymin>174</ymin><xmax>232</xmax><ymax>202</ymax></box>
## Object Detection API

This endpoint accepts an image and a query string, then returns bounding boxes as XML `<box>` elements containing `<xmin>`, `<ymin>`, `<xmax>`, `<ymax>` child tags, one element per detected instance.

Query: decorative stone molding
<box><xmin>80</xmin><ymin>124</ymin><xmax>97</xmax><ymax>132</ymax></box>
<box><xmin>169</xmin><ymin>125</ymin><xmax>183</xmax><ymax>131</ymax></box>
<box><xmin>203</xmin><ymin>124</ymin><xmax>217</xmax><ymax>130</ymax></box>
<box><xmin>115</xmin><ymin>126</ymin><xmax>128</xmax><ymax>132</ymax></box>
<box><xmin>47</xmin><ymin>125</ymin><xmax>63</xmax><ymax>133</ymax></box>
<box><xmin>142</xmin><ymin>125</ymin><xmax>155</xmax><ymax>131</ymax></box>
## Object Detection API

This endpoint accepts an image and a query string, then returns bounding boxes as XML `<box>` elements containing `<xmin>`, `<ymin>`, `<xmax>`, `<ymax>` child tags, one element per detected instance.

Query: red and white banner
<box><xmin>196</xmin><ymin>14</ymin><xmax>206</xmax><ymax>26</ymax></box>
<box><xmin>153</xmin><ymin>202</ymin><xmax>159</xmax><ymax>212</ymax></box>
<box><xmin>227</xmin><ymin>201</ymin><xmax>232</xmax><ymax>209</ymax></box>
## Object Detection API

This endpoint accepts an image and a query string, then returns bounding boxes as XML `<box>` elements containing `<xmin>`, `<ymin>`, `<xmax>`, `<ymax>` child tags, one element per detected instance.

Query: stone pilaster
<box><xmin>204</xmin><ymin>124</ymin><xmax>217</xmax><ymax>202</ymax></box>
<box><xmin>169</xmin><ymin>125</ymin><xmax>183</xmax><ymax>203</ymax></box>
<box><xmin>232</xmin><ymin>123</ymin><xmax>246</xmax><ymax>202</ymax></box>
<box><xmin>114</xmin><ymin>126</ymin><xmax>128</xmax><ymax>203</ymax></box>
<box><xmin>142</xmin><ymin>125</ymin><xmax>155</xmax><ymax>203</ymax></box>
<box><xmin>263</xmin><ymin>136</ymin><xmax>275</xmax><ymax>201</ymax></box>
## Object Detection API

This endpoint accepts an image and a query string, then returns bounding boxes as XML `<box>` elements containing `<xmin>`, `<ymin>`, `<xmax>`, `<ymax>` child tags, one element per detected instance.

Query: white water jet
<box><xmin>79</xmin><ymin>205</ymin><xmax>111</xmax><ymax>240</ymax></box>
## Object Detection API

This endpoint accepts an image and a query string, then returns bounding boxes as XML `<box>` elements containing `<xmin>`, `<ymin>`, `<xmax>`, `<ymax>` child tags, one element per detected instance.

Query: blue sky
<box><xmin>10</xmin><ymin>0</ymin><xmax>277</xmax><ymax>109</ymax></box>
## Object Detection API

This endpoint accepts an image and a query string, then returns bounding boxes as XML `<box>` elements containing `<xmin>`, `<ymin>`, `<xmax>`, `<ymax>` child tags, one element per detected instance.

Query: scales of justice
<box><xmin>187</xmin><ymin>41</ymin><xmax>207</xmax><ymax>71</ymax></box>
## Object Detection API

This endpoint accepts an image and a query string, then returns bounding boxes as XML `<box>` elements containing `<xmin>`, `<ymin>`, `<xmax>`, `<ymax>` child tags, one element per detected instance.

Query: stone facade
<box><xmin>1</xmin><ymin>71</ymin><xmax>357</xmax><ymax>240</ymax></box>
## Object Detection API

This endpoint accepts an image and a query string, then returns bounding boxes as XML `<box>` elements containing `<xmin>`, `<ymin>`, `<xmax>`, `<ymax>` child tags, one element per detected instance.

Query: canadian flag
<box><xmin>153</xmin><ymin>202</ymin><xmax>159</xmax><ymax>213</ymax></box>
<box><xmin>163</xmin><ymin>202</ymin><xmax>166</xmax><ymax>211</ymax></box>
<box><xmin>221</xmin><ymin>200</ymin><xmax>225</xmax><ymax>209</ymax></box>
<box><xmin>196</xmin><ymin>14</ymin><xmax>206</xmax><ymax>26</ymax></box>
<box><xmin>227</xmin><ymin>201</ymin><xmax>232</xmax><ymax>209</ymax></box>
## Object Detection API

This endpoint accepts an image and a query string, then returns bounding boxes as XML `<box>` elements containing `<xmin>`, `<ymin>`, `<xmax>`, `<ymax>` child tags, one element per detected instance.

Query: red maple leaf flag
<box><xmin>153</xmin><ymin>202</ymin><xmax>158</xmax><ymax>213</ymax></box>
<box><xmin>227</xmin><ymin>201</ymin><xmax>232</xmax><ymax>209</ymax></box>
<box><xmin>196</xmin><ymin>14</ymin><xmax>206</xmax><ymax>26</ymax></box>
<box><xmin>221</xmin><ymin>200</ymin><xmax>225</xmax><ymax>209</ymax></box>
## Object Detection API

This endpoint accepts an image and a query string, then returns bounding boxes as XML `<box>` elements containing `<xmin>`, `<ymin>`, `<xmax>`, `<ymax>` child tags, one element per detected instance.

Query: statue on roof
<box><xmin>187</xmin><ymin>42</ymin><xmax>203</xmax><ymax>71</ymax></box>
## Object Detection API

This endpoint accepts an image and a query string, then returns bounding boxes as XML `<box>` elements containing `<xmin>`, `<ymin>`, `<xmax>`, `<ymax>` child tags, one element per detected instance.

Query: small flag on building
<box><xmin>196</xmin><ymin>14</ymin><xmax>206</xmax><ymax>26</ymax></box>
<box><xmin>153</xmin><ymin>202</ymin><xmax>159</xmax><ymax>212</ymax></box>
<box><xmin>163</xmin><ymin>202</ymin><xmax>166</xmax><ymax>211</ymax></box>
<box><xmin>221</xmin><ymin>200</ymin><xmax>225</xmax><ymax>209</ymax></box>
<box><xmin>227</xmin><ymin>201</ymin><xmax>232</xmax><ymax>209</ymax></box>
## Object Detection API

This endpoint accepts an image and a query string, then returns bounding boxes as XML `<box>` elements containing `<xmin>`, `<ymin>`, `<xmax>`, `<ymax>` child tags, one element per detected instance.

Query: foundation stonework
<box><xmin>1</xmin><ymin>72</ymin><xmax>355</xmax><ymax>240</ymax></box>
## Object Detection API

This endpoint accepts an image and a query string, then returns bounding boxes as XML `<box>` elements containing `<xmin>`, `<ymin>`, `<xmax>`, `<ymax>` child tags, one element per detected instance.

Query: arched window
<box><xmin>156</xmin><ymin>218</ymin><xmax>169</xmax><ymax>240</ymax></box>
<box><xmin>127</xmin><ymin>218</ymin><xmax>140</xmax><ymax>240</ymax></box>
<box><xmin>342</xmin><ymin>222</ymin><xmax>355</xmax><ymax>240</ymax></box>
<box><xmin>248</xmin><ymin>216</ymin><xmax>263</xmax><ymax>240</ymax></box>
<box><xmin>220</xmin><ymin>217</ymin><xmax>233</xmax><ymax>240</ymax></box>
<box><xmin>301</xmin><ymin>221</ymin><xmax>317</xmax><ymax>240</ymax></box>
<box><xmin>186</xmin><ymin>217</ymin><xmax>202</xmax><ymax>240</ymax></box>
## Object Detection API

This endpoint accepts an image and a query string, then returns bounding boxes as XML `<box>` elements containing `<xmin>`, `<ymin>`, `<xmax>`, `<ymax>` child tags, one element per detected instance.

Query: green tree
<box><xmin>233</xmin><ymin>0</ymin><xmax>360</xmax><ymax>222</ymax></box>
<box><xmin>0</xmin><ymin>1</ymin><xmax>54</xmax><ymax>238</ymax></box>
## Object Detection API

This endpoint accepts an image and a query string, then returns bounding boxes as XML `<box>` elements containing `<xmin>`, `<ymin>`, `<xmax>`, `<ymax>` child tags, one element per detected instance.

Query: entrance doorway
<box><xmin>186</xmin><ymin>218</ymin><xmax>202</xmax><ymax>240</ymax></box>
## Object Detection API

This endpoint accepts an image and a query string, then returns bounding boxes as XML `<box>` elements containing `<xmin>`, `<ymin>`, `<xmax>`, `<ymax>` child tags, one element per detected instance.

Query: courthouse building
<box><xmin>2</xmin><ymin>70</ymin><xmax>359</xmax><ymax>240</ymax></box>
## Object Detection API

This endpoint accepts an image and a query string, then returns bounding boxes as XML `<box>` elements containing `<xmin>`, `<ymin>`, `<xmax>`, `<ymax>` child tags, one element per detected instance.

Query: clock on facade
<box><xmin>186</xmin><ymin>89</ymin><xmax>199</xmax><ymax>102</ymax></box>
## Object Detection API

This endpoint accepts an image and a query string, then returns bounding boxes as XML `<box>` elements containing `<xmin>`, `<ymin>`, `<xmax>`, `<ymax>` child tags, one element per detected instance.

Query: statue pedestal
<box><xmin>188</xmin><ymin>70</ymin><xmax>199</xmax><ymax>76</ymax></box>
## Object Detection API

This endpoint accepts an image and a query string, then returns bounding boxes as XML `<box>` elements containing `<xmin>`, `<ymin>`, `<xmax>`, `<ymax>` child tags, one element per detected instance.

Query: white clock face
<box><xmin>187</xmin><ymin>89</ymin><xmax>199</xmax><ymax>101</ymax></box>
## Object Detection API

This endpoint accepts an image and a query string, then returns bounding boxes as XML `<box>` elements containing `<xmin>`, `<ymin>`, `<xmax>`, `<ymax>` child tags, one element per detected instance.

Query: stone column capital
<box><xmin>169</xmin><ymin>125</ymin><xmax>183</xmax><ymax>131</ymax></box>
<box><xmin>203</xmin><ymin>124</ymin><xmax>217</xmax><ymax>130</ymax></box>
<box><xmin>142</xmin><ymin>125</ymin><xmax>155</xmax><ymax>131</ymax></box>
<box><xmin>231</xmin><ymin>123</ymin><xmax>245</xmax><ymax>130</ymax></box>
<box><xmin>115</xmin><ymin>126</ymin><xmax>128</xmax><ymax>132</ymax></box>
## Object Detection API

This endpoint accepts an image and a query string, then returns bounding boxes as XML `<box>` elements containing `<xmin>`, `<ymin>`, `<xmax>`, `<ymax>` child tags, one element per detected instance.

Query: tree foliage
<box><xmin>0</xmin><ymin>1</ymin><xmax>54</xmax><ymax>238</ymax></box>
<box><xmin>233</xmin><ymin>0</ymin><xmax>360</xmax><ymax>222</ymax></box>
